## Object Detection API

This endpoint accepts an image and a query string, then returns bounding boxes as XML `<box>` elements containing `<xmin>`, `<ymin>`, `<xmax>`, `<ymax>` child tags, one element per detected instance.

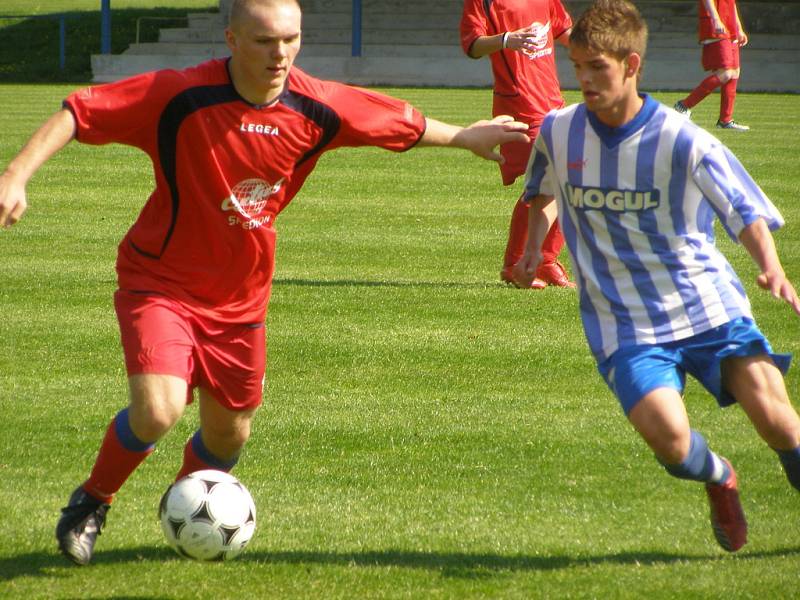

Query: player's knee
<box><xmin>655</xmin><ymin>442</ymin><xmax>687</xmax><ymax>466</ymax></box>
<box><xmin>650</xmin><ymin>428</ymin><xmax>691</xmax><ymax>465</ymax></box>
<box><xmin>128</xmin><ymin>379</ymin><xmax>186</xmax><ymax>441</ymax></box>
<box><xmin>205</xmin><ymin>420</ymin><xmax>252</xmax><ymax>458</ymax></box>
<box><xmin>128</xmin><ymin>402</ymin><xmax>181</xmax><ymax>441</ymax></box>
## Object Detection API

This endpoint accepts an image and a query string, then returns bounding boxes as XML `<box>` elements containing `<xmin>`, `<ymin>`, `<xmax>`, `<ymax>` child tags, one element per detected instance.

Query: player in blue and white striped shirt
<box><xmin>515</xmin><ymin>0</ymin><xmax>800</xmax><ymax>552</ymax></box>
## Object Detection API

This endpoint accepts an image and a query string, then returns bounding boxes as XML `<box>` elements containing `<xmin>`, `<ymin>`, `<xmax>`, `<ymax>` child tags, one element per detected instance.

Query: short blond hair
<box><xmin>228</xmin><ymin>0</ymin><xmax>301</xmax><ymax>28</ymax></box>
<box><xmin>570</xmin><ymin>0</ymin><xmax>648</xmax><ymax>66</ymax></box>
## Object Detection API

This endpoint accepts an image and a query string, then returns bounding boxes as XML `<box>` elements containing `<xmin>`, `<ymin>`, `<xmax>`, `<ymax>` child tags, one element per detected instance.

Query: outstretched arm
<box><xmin>418</xmin><ymin>115</ymin><xmax>529</xmax><ymax>163</ymax></box>
<box><xmin>739</xmin><ymin>217</ymin><xmax>800</xmax><ymax>315</ymax></box>
<box><xmin>0</xmin><ymin>108</ymin><xmax>77</xmax><ymax>229</ymax></box>
<box><xmin>512</xmin><ymin>194</ymin><xmax>557</xmax><ymax>287</ymax></box>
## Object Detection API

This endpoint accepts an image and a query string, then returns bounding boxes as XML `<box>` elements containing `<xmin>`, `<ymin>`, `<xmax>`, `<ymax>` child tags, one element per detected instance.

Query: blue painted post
<box><xmin>59</xmin><ymin>15</ymin><xmax>66</xmax><ymax>70</ymax></box>
<box><xmin>101</xmin><ymin>0</ymin><xmax>111</xmax><ymax>54</ymax></box>
<box><xmin>351</xmin><ymin>0</ymin><xmax>362</xmax><ymax>57</ymax></box>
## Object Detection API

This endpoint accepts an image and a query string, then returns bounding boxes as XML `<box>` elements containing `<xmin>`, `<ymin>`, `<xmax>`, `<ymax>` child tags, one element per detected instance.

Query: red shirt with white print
<box><xmin>65</xmin><ymin>59</ymin><xmax>426</xmax><ymax>323</ymax></box>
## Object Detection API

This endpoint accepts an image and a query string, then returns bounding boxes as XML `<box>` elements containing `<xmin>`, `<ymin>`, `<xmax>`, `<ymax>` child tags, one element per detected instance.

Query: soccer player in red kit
<box><xmin>0</xmin><ymin>0</ymin><xmax>529</xmax><ymax>566</ymax></box>
<box><xmin>674</xmin><ymin>0</ymin><xmax>750</xmax><ymax>130</ymax></box>
<box><xmin>460</xmin><ymin>0</ymin><xmax>575</xmax><ymax>289</ymax></box>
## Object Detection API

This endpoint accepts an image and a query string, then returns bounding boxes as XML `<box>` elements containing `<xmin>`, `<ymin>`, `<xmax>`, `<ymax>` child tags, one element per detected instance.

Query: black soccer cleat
<box><xmin>673</xmin><ymin>100</ymin><xmax>692</xmax><ymax>119</ymax></box>
<box><xmin>55</xmin><ymin>486</ymin><xmax>110</xmax><ymax>566</ymax></box>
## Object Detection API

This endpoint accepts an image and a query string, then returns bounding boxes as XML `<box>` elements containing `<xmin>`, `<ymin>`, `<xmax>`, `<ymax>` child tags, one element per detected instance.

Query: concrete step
<box><xmin>124</xmin><ymin>42</ymin><xmax>231</xmax><ymax>58</ymax></box>
<box><xmin>297</xmin><ymin>0</ymin><xmax>462</xmax><ymax>15</ymax></box>
<box><xmin>91</xmin><ymin>0</ymin><xmax>800</xmax><ymax>92</ymax></box>
<box><xmin>123</xmin><ymin>42</ymin><xmax>468</xmax><ymax>58</ymax></box>
<box><xmin>647</xmin><ymin>32</ymin><xmax>800</xmax><ymax>51</ymax></box>
<box><xmin>158</xmin><ymin>27</ymin><xmax>465</xmax><ymax>45</ymax></box>
<box><xmin>126</xmin><ymin>33</ymin><xmax>800</xmax><ymax>59</ymax></box>
<box><xmin>186</xmin><ymin>12</ymin><xmax>224</xmax><ymax>29</ymax></box>
<box><xmin>92</xmin><ymin>48</ymin><xmax>800</xmax><ymax>93</ymax></box>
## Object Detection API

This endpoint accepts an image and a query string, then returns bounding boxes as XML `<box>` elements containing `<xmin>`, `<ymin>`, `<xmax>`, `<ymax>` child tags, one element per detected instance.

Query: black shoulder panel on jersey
<box><xmin>278</xmin><ymin>89</ymin><xmax>341</xmax><ymax>168</ymax></box>
<box><xmin>146</xmin><ymin>84</ymin><xmax>240</xmax><ymax>259</ymax></box>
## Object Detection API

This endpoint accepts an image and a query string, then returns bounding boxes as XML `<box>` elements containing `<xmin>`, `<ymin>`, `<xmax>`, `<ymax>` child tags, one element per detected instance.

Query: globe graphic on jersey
<box><xmin>230</xmin><ymin>178</ymin><xmax>272</xmax><ymax>217</ymax></box>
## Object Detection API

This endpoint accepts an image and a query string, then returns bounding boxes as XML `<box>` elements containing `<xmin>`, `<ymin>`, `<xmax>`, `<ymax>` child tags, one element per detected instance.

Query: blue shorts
<box><xmin>597</xmin><ymin>317</ymin><xmax>792</xmax><ymax>416</ymax></box>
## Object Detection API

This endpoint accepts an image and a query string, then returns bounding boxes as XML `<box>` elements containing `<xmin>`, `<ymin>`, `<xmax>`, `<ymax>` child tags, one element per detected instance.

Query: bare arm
<box><xmin>703</xmin><ymin>0</ymin><xmax>727</xmax><ymax>35</ymax></box>
<box><xmin>0</xmin><ymin>108</ymin><xmax>77</xmax><ymax>228</ymax></box>
<box><xmin>418</xmin><ymin>115</ymin><xmax>529</xmax><ymax>163</ymax></box>
<box><xmin>735</xmin><ymin>5</ymin><xmax>748</xmax><ymax>45</ymax></box>
<box><xmin>739</xmin><ymin>217</ymin><xmax>800</xmax><ymax>315</ymax></box>
<box><xmin>511</xmin><ymin>194</ymin><xmax>558</xmax><ymax>287</ymax></box>
<box><xmin>467</xmin><ymin>24</ymin><xmax>567</xmax><ymax>58</ymax></box>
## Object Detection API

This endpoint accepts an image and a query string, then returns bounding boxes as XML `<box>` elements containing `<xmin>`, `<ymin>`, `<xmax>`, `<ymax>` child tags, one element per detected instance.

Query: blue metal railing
<box><xmin>0</xmin><ymin>13</ymin><xmax>72</xmax><ymax>70</ymax></box>
<box><xmin>351</xmin><ymin>0</ymin><xmax>362</xmax><ymax>57</ymax></box>
<box><xmin>101</xmin><ymin>0</ymin><xmax>111</xmax><ymax>55</ymax></box>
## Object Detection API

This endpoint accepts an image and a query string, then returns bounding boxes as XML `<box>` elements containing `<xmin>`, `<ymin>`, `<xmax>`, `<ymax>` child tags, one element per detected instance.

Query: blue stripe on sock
<box><xmin>114</xmin><ymin>408</ymin><xmax>155</xmax><ymax>453</ymax></box>
<box><xmin>191</xmin><ymin>429</ymin><xmax>238</xmax><ymax>471</ymax></box>
<box><xmin>776</xmin><ymin>446</ymin><xmax>800</xmax><ymax>491</ymax></box>
<box><xmin>661</xmin><ymin>430</ymin><xmax>727</xmax><ymax>483</ymax></box>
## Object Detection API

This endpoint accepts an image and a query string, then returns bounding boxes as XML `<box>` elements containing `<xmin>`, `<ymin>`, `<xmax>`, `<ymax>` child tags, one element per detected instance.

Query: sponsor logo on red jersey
<box><xmin>222</xmin><ymin>178</ymin><xmax>284</xmax><ymax>229</ymax></box>
<box><xmin>239</xmin><ymin>122</ymin><xmax>281</xmax><ymax>136</ymax></box>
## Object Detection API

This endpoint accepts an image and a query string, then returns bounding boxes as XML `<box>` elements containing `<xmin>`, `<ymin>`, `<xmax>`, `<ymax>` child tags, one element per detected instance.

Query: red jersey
<box><xmin>460</xmin><ymin>0</ymin><xmax>571</xmax><ymax>127</ymax></box>
<box><xmin>64</xmin><ymin>59</ymin><xmax>426</xmax><ymax>323</ymax></box>
<box><xmin>698</xmin><ymin>0</ymin><xmax>740</xmax><ymax>41</ymax></box>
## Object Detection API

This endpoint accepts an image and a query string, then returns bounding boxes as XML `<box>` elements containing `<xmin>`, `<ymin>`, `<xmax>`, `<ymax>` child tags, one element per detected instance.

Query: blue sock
<box><xmin>661</xmin><ymin>430</ymin><xmax>730</xmax><ymax>484</ymax></box>
<box><xmin>191</xmin><ymin>429</ymin><xmax>239</xmax><ymax>472</ymax></box>
<box><xmin>114</xmin><ymin>407</ymin><xmax>155</xmax><ymax>452</ymax></box>
<box><xmin>776</xmin><ymin>446</ymin><xmax>800</xmax><ymax>491</ymax></box>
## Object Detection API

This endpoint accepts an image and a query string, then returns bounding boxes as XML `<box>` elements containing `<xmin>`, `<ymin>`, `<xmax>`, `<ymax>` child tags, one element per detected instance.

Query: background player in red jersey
<box><xmin>0</xmin><ymin>0</ymin><xmax>529</xmax><ymax>566</ymax></box>
<box><xmin>460</xmin><ymin>0</ymin><xmax>575</xmax><ymax>289</ymax></box>
<box><xmin>674</xmin><ymin>0</ymin><xmax>750</xmax><ymax>130</ymax></box>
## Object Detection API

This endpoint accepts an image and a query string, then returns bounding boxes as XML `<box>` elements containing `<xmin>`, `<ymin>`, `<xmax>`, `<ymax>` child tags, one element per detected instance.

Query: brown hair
<box><xmin>569</xmin><ymin>0</ymin><xmax>648</xmax><ymax>67</ymax></box>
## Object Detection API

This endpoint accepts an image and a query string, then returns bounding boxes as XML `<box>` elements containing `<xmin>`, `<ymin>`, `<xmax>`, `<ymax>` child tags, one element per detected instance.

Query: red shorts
<box><xmin>492</xmin><ymin>94</ymin><xmax>543</xmax><ymax>186</ymax></box>
<box><xmin>499</xmin><ymin>138</ymin><xmax>534</xmax><ymax>186</ymax></box>
<box><xmin>499</xmin><ymin>123</ymin><xmax>541</xmax><ymax>186</ymax></box>
<box><xmin>702</xmin><ymin>39</ymin><xmax>740</xmax><ymax>71</ymax></box>
<box><xmin>114</xmin><ymin>290</ymin><xmax>266</xmax><ymax>411</ymax></box>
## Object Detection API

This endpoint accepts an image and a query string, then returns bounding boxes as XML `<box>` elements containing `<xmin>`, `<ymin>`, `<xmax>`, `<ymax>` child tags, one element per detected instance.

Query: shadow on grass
<box><xmin>3</xmin><ymin>544</ymin><xmax>800</xmax><ymax>581</ymax></box>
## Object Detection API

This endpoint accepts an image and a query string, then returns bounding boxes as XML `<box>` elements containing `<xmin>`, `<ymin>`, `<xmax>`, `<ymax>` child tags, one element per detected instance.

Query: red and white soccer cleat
<box><xmin>705</xmin><ymin>459</ymin><xmax>748</xmax><ymax>552</ymax></box>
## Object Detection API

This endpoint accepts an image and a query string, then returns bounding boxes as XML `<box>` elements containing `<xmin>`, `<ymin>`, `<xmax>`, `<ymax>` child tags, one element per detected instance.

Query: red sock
<box><xmin>540</xmin><ymin>220</ymin><xmax>565</xmax><ymax>264</ymax></box>
<box><xmin>503</xmin><ymin>196</ymin><xmax>529</xmax><ymax>269</ymax></box>
<box><xmin>683</xmin><ymin>74</ymin><xmax>722</xmax><ymax>108</ymax></box>
<box><xmin>83</xmin><ymin>410</ymin><xmax>154</xmax><ymax>503</ymax></box>
<box><xmin>720</xmin><ymin>78</ymin><xmax>738</xmax><ymax>123</ymax></box>
<box><xmin>175</xmin><ymin>430</ymin><xmax>238</xmax><ymax>481</ymax></box>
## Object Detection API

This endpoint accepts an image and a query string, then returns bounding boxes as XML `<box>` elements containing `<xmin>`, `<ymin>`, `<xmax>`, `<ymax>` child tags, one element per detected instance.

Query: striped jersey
<box><xmin>524</xmin><ymin>94</ymin><xmax>784</xmax><ymax>362</ymax></box>
<box><xmin>64</xmin><ymin>59</ymin><xmax>426</xmax><ymax>323</ymax></box>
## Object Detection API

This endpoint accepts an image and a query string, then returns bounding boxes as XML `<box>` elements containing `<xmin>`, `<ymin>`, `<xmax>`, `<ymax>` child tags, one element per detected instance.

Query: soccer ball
<box><xmin>159</xmin><ymin>469</ymin><xmax>257</xmax><ymax>561</ymax></box>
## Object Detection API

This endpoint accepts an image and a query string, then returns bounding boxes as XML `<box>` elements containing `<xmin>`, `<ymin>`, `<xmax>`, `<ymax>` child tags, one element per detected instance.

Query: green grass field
<box><xmin>1</xmin><ymin>83</ymin><xmax>799</xmax><ymax>599</ymax></box>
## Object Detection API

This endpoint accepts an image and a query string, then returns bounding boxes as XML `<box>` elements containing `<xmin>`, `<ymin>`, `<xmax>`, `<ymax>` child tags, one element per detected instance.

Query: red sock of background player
<box><xmin>720</xmin><ymin>78</ymin><xmax>738</xmax><ymax>123</ymax></box>
<box><xmin>682</xmin><ymin>74</ymin><xmax>722</xmax><ymax>109</ymax></box>
<box><xmin>503</xmin><ymin>196</ymin><xmax>529</xmax><ymax>270</ymax></box>
<box><xmin>175</xmin><ymin>429</ymin><xmax>239</xmax><ymax>481</ymax></box>
<box><xmin>82</xmin><ymin>408</ymin><xmax>155</xmax><ymax>504</ymax></box>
